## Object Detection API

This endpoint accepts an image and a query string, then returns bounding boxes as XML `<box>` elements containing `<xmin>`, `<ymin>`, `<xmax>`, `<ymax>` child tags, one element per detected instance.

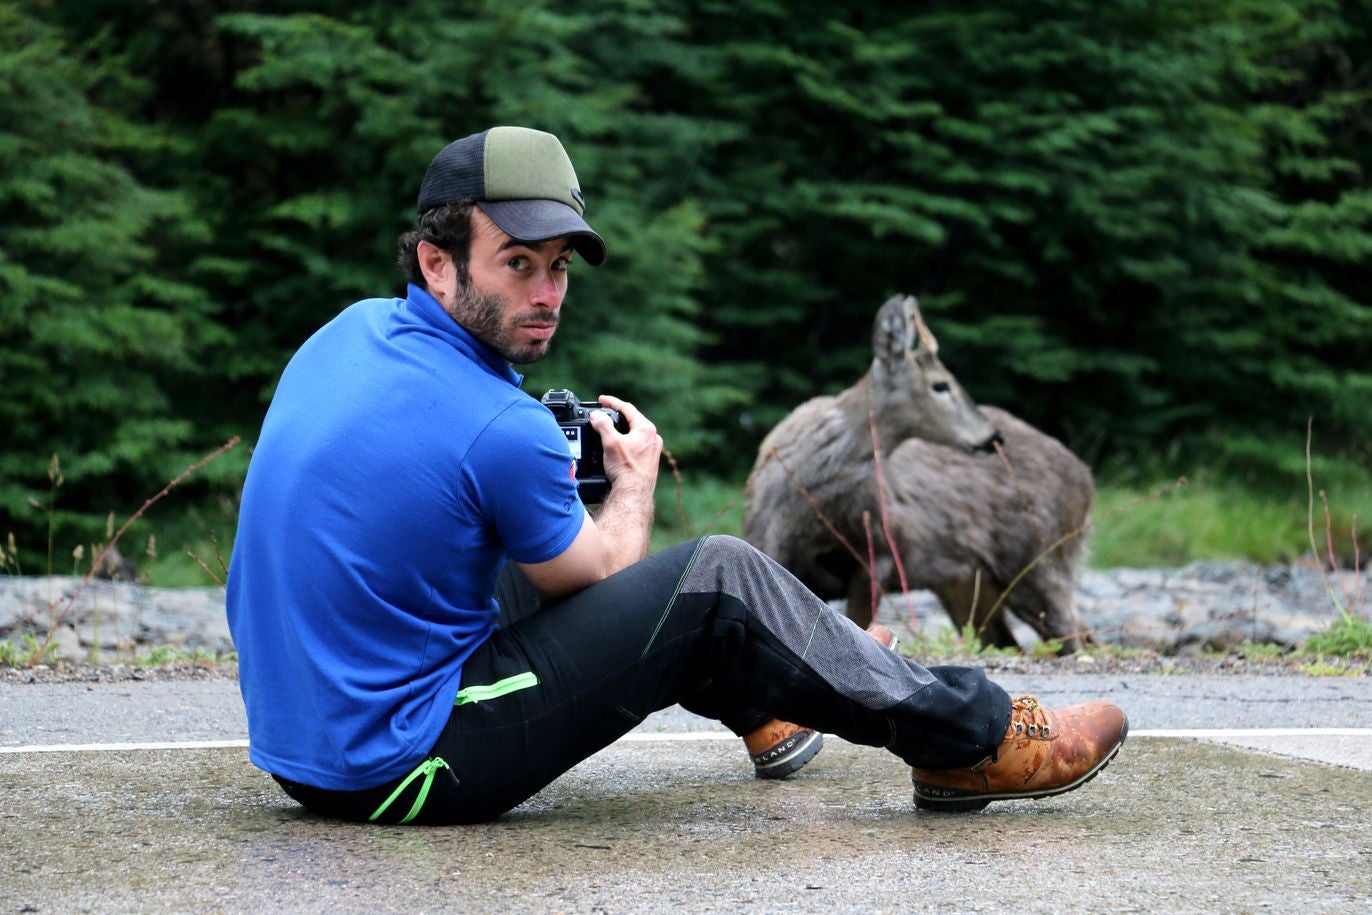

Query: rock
<box><xmin>865</xmin><ymin>560</ymin><xmax>1368</xmax><ymax>654</ymax></box>
<box><xmin>49</xmin><ymin>625</ymin><xmax>84</xmax><ymax>663</ymax></box>
<box><xmin>0</xmin><ymin>577</ymin><xmax>232</xmax><ymax>654</ymax></box>
<box><xmin>2</xmin><ymin>561</ymin><xmax>1367</xmax><ymax>658</ymax></box>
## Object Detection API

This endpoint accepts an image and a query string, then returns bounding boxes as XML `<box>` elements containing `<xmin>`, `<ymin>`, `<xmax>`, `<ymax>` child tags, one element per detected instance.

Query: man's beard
<box><xmin>445</xmin><ymin>281</ymin><xmax>556</xmax><ymax>365</ymax></box>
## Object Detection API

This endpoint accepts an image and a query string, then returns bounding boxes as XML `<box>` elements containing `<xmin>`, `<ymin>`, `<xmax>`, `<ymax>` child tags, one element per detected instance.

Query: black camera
<box><xmin>540</xmin><ymin>388</ymin><xmax>629</xmax><ymax>504</ymax></box>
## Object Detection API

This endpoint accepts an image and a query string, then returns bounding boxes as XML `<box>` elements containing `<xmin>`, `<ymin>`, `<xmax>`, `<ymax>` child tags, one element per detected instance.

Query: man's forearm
<box><xmin>592</xmin><ymin>479</ymin><xmax>656</xmax><ymax>576</ymax></box>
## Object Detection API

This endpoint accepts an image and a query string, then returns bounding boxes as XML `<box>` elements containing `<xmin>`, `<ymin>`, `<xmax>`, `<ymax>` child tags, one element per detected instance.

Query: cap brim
<box><xmin>478</xmin><ymin>200</ymin><xmax>607</xmax><ymax>266</ymax></box>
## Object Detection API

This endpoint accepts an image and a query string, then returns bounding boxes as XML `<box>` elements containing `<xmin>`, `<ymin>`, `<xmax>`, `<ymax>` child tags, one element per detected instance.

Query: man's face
<box><xmin>437</xmin><ymin>207</ymin><xmax>573</xmax><ymax>365</ymax></box>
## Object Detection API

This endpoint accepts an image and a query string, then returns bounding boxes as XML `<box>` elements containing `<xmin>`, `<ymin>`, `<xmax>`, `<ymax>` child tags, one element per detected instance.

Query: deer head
<box><xmin>869</xmin><ymin>295</ymin><xmax>1000</xmax><ymax>453</ymax></box>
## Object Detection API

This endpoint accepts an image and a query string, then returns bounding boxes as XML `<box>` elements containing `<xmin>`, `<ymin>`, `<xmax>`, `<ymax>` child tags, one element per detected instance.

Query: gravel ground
<box><xmin>4</xmin><ymin>646</ymin><xmax>1365</xmax><ymax>686</ymax></box>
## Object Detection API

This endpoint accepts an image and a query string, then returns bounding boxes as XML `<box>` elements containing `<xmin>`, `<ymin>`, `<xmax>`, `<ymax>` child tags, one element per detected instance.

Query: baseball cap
<box><xmin>416</xmin><ymin>126</ymin><xmax>606</xmax><ymax>266</ymax></box>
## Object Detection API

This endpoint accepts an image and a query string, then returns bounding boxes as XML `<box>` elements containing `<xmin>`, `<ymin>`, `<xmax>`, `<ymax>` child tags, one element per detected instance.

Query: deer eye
<box><xmin>932</xmin><ymin>382</ymin><xmax>951</xmax><ymax>394</ymax></box>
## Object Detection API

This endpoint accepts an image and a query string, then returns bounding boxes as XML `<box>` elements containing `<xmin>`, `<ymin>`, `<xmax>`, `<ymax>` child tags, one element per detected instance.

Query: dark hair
<box><xmin>396</xmin><ymin>201</ymin><xmax>476</xmax><ymax>289</ymax></box>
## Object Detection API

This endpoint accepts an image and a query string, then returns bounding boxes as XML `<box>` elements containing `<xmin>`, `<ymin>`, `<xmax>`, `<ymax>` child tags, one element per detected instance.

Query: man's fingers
<box><xmin>588</xmin><ymin>411</ymin><xmax>612</xmax><ymax>433</ymax></box>
<box><xmin>596</xmin><ymin>395</ymin><xmax>658</xmax><ymax>441</ymax></box>
<box><xmin>597</xmin><ymin>394</ymin><xmax>648</xmax><ymax>430</ymax></box>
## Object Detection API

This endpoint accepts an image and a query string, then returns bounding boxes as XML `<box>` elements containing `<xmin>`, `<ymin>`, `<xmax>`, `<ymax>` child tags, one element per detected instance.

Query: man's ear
<box><xmin>417</xmin><ymin>240</ymin><xmax>454</xmax><ymax>296</ymax></box>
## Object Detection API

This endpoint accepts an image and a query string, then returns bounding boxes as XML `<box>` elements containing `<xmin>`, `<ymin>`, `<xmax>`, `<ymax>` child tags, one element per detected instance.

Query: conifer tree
<box><xmin>0</xmin><ymin>5</ymin><xmax>218</xmax><ymax>562</ymax></box>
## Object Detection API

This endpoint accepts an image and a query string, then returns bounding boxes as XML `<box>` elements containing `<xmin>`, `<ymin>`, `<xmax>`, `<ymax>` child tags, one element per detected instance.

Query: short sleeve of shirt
<box><xmin>462</xmin><ymin>397</ymin><xmax>583</xmax><ymax>564</ymax></box>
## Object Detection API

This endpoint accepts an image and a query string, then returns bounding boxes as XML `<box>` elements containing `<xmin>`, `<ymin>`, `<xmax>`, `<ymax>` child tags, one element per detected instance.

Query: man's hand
<box><xmin>517</xmin><ymin>395</ymin><xmax>662</xmax><ymax>600</ymax></box>
<box><xmin>591</xmin><ymin>394</ymin><xmax>662</xmax><ymax>497</ymax></box>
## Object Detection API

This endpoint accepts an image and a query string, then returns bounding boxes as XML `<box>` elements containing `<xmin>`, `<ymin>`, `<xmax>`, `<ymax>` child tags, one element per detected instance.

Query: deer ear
<box><xmin>909</xmin><ymin>297</ymin><xmax>938</xmax><ymax>356</ymax></box>
<box><xmin>873</xmin><ymin>295</ymin><xmax>917</xmax><ymax>370</ymax></box>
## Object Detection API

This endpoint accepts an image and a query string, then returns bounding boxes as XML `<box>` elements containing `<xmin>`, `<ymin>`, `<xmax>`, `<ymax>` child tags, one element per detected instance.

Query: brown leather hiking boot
<box><xmin>744</xmin><ymin>622</ymin><xmax>902</xmax><ymax>779</ymax></box>
<box><xmin>744</xmin><ymin>719</ymin><xmax>823</xmax><ymax>779</ymax></box>
<box><xmin>911</xmin><ymin>696</ymin><xmax>1128</xmax><ymax>811</ymax></box>
<box><xmin>865</xmin><ymin>623</ymin><xmax>898</xmax><ymax>653</ymax></box>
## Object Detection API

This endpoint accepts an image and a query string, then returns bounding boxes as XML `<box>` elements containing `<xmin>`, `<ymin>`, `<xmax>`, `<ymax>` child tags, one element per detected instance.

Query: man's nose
<box><xmin>531</xmin><ymin>270</ymin><xmax>565</xmax><ymax>310</ymax></box>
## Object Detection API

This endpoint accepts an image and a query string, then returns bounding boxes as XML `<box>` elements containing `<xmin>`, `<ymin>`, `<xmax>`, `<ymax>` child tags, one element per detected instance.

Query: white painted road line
<box><xmin>1134</xmin><ymin>728</ymin><xmax>1372</xmax><ymax>738</ymax></box>
<box><xmin>3</xmin><ymin>728</ymin><xmax>1370</xmax><ymax>755</ymax></box>
<box><xmin>0</xmin><ymin>739</ymin><xmax>251</xmax><ymax>754</ymax></box>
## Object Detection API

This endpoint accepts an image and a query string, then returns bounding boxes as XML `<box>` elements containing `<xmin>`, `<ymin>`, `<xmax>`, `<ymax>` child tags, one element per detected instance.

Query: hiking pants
<box><xmin>275</xmin><ymin>536</ymin><xmax>1011</xmax><ymax>824</ymax></box>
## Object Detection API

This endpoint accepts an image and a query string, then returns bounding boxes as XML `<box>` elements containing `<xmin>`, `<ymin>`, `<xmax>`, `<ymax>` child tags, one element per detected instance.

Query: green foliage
<box><xmin>4</xmin><ymin>0</ymin><xmax>1371</xmax><ymax>571</ymax></box>
<box><xmin>902</xmin><ymin>622</ymin><xmax>1019</xmax><ymax>659</ymax></box>
<box><xmin>676</xmin><ymin>0</ymin><xmax>1372</xmax><ymax>477</ymax></box>
<box><xmin>1303</xmin><ymin>610</ymin><xmax>1372</xmax><ymax>658</ymax></box>
<box><xmin>0</xmin><ymin>634</ymin><xmax>57</xmax><ymax>668</ymax></box>
<box><xmin>649</xmin><ymin>471</ymin><xmax>748</xmax><ymax>554</ymax></box>
<box><xmin>1300</xmin><ymin>656</ymin><xmax>1371</xmax><ymax>676</ymax></box>
<box><xmin>138</xmin><ymin>499</ymin><xmax>238</xmax><ymax>588</ymax></box>
<box><xmin>0</xmin><ymin>5</ymin><xmax>231</xmax><ymax>567</ymax></box>
<box><xmin>1092</xmin><ymin>470</ymin><xmax>1372</xmax><ymax>568</ymax></box>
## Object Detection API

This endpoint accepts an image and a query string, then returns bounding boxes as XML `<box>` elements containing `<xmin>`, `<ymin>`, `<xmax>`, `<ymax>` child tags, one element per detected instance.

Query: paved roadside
<box><xmin>4</xmin><ymin>672</ymin><xmax>1369</xmax><ymax>765</ymax></box>
<box><xmin>2</xmin><ymin>671</ymin><xmax>1370</xmax><ymax>913</ymax></box>
<box><xmin>2</xmin><ymin>735</ymin><xmax>1369</xmax><ymax>913</ymax></box>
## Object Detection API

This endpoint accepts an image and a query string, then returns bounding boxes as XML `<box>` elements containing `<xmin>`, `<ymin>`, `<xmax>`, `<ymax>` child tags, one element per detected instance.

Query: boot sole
<box><xmin>913</xmin><ymin>718</ymin><xmax>1129</xmax><ymax>812</ymax></box>
<box><xmin>752</xmin><ymin>728</ymin><xmax>824</xmax><ymax>779</ymax></box>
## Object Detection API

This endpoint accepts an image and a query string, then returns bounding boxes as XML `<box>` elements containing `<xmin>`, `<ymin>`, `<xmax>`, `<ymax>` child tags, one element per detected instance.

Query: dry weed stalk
<box><xmin>25</xmin><ymin>436</ymin><xmax>241</xmax><ymax>667</ymax></box>
<box><xmin>187</xmin><ymin>530</ymin><xmax>232</xmax><ymax>586</ymax></box>
<box><xmin>867</xmin><ymin>405</ymin><xmax>917</xmax><ymax>628</ymax></box>
<box><xmin>862</xmin><ymin>510</ymin><xmax>879</xmax><ymax>620</ymax></box>
<box><xmin>1304</xmin><ymin>419</ymin><xmax>1366</xmax><ymax>618</ymax></box>
<box><xmin>762</xmin><ymin>447</ymin><xmax>867</xmax><ymax>570</ymax></box>
<box><xmin>662</xmin><ymin>448</ymin><xmax>690</xmax><ymax>533</ymax></box>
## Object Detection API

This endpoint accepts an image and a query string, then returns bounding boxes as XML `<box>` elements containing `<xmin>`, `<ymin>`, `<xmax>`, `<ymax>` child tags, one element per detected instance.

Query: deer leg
<box><xmin>936</xmin><ymin>571</ymin><xmax>1019</xmax><ymax>651</ymax></box>
<box><xmin>845</xmin><ymin>551</ymin><xmax>896</xmax><ymax>630</ymax></box>
<box><xmin>933</xmin><ymin>578</ymin><xmax>975</xmax><ymax>634</ymax></box>
<box><xmin>972</xmin><ymin>597</ymin><xmax>1018</xmax><ymax>650</ymax></box>
<box><xmin>845</xmin><ymin>569</ymin><xmax>875</xmax><ymax>629</ymax></box>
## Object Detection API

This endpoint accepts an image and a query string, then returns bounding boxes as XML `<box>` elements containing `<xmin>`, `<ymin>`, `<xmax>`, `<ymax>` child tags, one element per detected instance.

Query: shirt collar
<box><xmin>405</xmin><ymin>283</ymin><xmax>524</xmax><ymax>387</ymax></box>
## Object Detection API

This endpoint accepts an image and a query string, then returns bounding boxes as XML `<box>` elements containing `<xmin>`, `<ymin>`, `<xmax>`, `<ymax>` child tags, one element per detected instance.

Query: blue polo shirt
<box><xmin>227</xmin><ymin>284</ymin><xmax>583</xmax><ymax>791</ymax></box>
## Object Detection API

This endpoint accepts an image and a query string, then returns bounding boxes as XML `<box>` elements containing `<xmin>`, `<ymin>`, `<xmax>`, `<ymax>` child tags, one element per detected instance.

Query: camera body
<box><xmin>540</xmin><ymin>388</ymin><xmax>629</xmax><ymax>504</ymax></box>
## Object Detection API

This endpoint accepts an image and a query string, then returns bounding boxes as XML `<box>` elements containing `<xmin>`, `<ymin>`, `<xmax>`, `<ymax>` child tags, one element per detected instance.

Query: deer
<box><xmin>741</xmin><ymin>294</ymin><xmax>1093</xmax><ymax>652</ymax></box>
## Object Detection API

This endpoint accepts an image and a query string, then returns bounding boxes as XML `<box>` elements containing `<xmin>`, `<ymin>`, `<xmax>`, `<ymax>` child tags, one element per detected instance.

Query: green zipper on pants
<box><xmin>453</xmin><ymin>670</ymin><xmax>539</xmax><ymax>706</ymax></box>
<box><xmin>367</xmin><ymin>672</ymin><xmax>539</xmax><ymax>823</ymax></box>
<box><xmin>369</xmin><ymin>756</ymin><xmax>450</xmax><ymax>824</ymax></box>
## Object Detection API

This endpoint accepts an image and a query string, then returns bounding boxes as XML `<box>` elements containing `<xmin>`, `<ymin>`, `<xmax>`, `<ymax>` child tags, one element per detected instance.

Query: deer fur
<box><xmin>742</xmin><ymin>295</ymin><xmax>1093</xmax><ymax>651</ymax></box>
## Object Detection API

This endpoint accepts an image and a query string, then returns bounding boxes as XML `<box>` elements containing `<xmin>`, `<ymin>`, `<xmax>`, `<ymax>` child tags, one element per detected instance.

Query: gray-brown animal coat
<box><xmin>742</xmin><ymin>295</ymin><xmax>1093</xmax><ymax>651</ymax></box>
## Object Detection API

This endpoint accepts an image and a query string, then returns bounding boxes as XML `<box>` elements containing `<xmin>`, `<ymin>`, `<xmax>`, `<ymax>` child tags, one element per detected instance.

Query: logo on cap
<box><xmin>570</xmin><ymin>187</ymin><xmax>585</xmax><ymax>209</ymax></box>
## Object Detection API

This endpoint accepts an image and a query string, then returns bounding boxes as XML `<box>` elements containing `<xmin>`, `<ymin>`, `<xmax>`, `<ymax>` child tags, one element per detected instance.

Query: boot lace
<box><xmin>1007</xmin><ymin>695</ymin><xmax>1052</xmax><ymax>739</ymax></box>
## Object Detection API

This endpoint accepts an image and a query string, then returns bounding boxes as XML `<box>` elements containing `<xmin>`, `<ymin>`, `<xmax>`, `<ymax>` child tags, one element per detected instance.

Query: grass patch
<box><xmin>0</xmin><ymin>638</ymin><xmax>236</xmax><ymax>669</ymax></box>
<box><xmin>0</xmin><ymin>634</ymin><xmax>57</xmax><ymax>667</ymax></box>
<box><xmin>1304</xmin><ymin>610</ymin><xmax>1372</xmax><ymax>658</ymax></box>
<box><xmin>903</xmin><ymin>623</ymin><xmax>1021</xmax><ymax>658</ymax></box>
<box><xmin>1224</xmin><ymin>641</ymin><xmax>1292</xmax><ymax>661</ymax></box>
<box><xmin>647</xmin><ymin>468</ymin><xmax>1372</xmax><ymax>573</ymax></box>
<box><xmin>130</xmin><ymin>645</ymin><xmax>235</xmax><ymax>667</ymax></box>
<box><xmin>649</xmin><ymin>472</ymin><xmax>747</xmax><ymax>554</ymax></box>
<box><xmin>137</xmin><ymin>499</ymin><xmax>238</xmax><ymax>588</ymax></box>
<box><xmin>1300</xmin><ymin>657</ymin><xmax>1372</xmax><ymax>677</ymax></box>
<box><xmin>1090</xmin><ymin>472</ymin><xmax>1372</xmax><ymax>568</ymax></box>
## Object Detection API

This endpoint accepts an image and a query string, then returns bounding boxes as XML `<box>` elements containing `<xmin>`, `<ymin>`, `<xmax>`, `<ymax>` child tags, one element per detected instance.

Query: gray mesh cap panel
<box><xmin>416</xmin><ymin>130</ymin><xmax>489</xmax><ymax>213</ymax></box>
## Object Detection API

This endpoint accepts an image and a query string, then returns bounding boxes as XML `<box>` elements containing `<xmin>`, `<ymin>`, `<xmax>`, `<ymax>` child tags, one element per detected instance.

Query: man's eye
<box><xmin>553</xmin><ymin>257</ymin><xmax>571</xmax><ymax>271</ymax></box>
<box><xmin>507</xmin><ymin>256</ymin><xmax>528</xmax><ymax>270</ymax></box>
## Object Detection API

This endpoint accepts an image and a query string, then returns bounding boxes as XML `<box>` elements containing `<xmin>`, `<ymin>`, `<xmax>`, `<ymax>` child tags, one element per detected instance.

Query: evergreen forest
<box><xmin>2</xmin><ymin>0</ymin><xmax>1370</xmax><ymax>577</ymax></box>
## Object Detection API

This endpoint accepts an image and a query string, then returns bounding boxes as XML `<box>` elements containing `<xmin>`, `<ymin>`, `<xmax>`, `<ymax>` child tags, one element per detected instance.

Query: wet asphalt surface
<box><xmin>2</xmin><ymin>673</ymin><xmax>1370</xmax><ymax>913</ymax></box>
